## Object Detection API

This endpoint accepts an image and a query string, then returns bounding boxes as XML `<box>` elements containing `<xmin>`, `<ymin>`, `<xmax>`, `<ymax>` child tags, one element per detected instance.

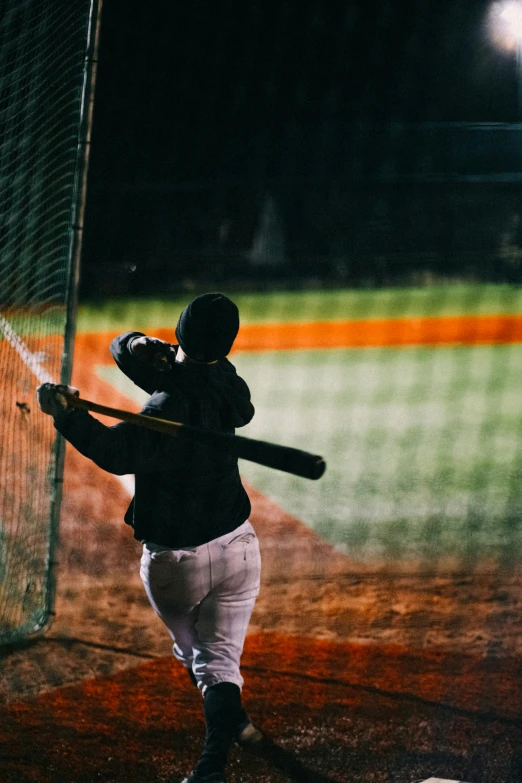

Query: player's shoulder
<box><xmin>213</xmin><ymin>360</ymin><xmax>251</xmax><ymax>397</ymax></box>
<box><xmin>217</xmin><ymin>357</ymin><xmax>237</xmax><ymax>375</ymax></box>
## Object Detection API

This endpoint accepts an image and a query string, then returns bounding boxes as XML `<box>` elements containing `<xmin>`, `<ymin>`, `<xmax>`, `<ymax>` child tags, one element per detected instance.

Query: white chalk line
<box><xmin>0</xmin><ymin>312</ymin><xmax>134</xmax><ymax>497</ymax></box>
<box><xmin>0</xmin><ymin>313</ymin><xmax>54</xmax><ymax>384</ymax></box>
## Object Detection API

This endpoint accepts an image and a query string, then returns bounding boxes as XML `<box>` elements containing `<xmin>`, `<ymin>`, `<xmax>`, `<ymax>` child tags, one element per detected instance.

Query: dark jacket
<box><xmin>54</xmin><ymin>331</ymin><xmax>255</xmax><ymax>548</ymax></box>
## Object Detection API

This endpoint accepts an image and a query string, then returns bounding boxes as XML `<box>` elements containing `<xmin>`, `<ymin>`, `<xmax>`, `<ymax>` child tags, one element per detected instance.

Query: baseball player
<box><xmin>37</xmin><ymin>293</ymin><xmax>263</xmax><ymax>783</ymax></box>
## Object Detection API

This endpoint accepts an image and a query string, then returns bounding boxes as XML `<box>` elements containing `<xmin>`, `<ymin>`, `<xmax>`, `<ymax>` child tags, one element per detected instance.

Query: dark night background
<box><xmin>81</xmin><ymin>0</ymin><xmax>522</xmax><ymax>297</ymax></box>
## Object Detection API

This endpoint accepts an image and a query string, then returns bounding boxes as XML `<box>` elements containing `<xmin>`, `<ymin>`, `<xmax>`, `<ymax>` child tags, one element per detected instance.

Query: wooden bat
<box><xmin>63</xmin><ymin>393</ymin><xmax>326</xmax><ymax>480</ymax></box>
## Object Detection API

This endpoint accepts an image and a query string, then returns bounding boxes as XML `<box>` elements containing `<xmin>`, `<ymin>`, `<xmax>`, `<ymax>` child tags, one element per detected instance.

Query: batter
<box><xmin>37</xmin><ymin>292</ymin><xmax>263</xmax><ymax>783</ymax></box>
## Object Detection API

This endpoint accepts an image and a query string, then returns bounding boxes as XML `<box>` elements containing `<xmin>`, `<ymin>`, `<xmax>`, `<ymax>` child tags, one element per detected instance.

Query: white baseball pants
<box><xmin>140</xmin><ymin>520</ymin><xmax>261</xmax><ymax>694</ymax></box>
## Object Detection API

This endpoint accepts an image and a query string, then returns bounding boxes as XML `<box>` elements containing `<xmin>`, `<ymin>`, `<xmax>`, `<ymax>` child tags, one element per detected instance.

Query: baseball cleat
<box><xmin>235</xmin><ymin>721</ymin><xmax>264</xmax><ymax>747</ymax></box>
<box><xmin>181</xmin><ymin>774</ymin><xmax>225</xmax><ymax>783</ymax></box>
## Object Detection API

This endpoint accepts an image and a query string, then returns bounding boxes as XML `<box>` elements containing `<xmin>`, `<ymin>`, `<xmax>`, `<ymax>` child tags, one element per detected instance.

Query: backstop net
<box><xmin>0</xmin><ymin>0</ymin><xmax>99</xmax><ymax>645</ymax></box>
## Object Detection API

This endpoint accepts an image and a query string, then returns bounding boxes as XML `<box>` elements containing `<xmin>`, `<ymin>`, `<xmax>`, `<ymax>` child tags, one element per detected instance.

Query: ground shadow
<box><xmin>245</xmin><ymin>734</ymin><xmax>344</xmax><ymax>783</ymax></box>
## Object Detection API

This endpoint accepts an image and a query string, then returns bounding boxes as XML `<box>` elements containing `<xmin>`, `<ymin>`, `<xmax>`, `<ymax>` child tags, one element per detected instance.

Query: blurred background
<box><xmin>73</xmin><ymin>0</ymin><xmax>522</xmax><ymax>570</ymax></box>
<box><xmin>82</xmin><ymin>0</ymin><xmax>522</xmax><ymax>297</ymax></box>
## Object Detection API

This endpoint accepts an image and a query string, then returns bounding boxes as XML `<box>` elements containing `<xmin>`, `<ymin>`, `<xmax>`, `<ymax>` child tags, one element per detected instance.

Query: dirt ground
<box><xmin>2</xmin><ymin>631</ymin><xmax>522</xmax><ymax>783</ymax></box>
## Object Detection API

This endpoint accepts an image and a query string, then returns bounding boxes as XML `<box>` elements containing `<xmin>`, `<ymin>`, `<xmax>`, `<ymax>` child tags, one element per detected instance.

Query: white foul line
<box><xmin>0</xmin><ymin>313</ymin><xmax>54</xmax><ymax>385</ymax></box>
<box><xmin>0</xmin><ymin>312</ymin><xmax>134</xmax><ymax>496</ymax></box>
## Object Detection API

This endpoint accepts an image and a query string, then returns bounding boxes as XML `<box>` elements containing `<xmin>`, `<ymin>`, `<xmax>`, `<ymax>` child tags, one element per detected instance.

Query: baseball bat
<box><xmin>63</xmin><ymin>393</ymin><xmax>326</xmax><ymax>480</ymax></box>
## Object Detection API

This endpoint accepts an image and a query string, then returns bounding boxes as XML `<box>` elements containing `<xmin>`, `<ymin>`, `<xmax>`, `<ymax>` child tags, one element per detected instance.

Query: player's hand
<box><xmin>129</xmin><ymin>336</ymin><xmax>175</xmax><ymax>371</ymax></box>
<box><xmin>36</xmin><ymin>383</ymin><xmax>80</xmax><ymax>416</ymax></box>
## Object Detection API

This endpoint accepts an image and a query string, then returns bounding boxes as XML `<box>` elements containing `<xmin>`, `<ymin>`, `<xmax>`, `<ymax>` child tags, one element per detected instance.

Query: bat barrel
<box><xmin>178</xmin><ymin>425</ymin><xmax>327</xmax><ymax>480</ymax></box>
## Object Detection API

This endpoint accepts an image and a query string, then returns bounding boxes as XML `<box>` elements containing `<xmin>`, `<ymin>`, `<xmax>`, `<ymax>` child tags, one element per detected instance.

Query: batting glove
<box><xmin>36</xmin><ymin>383</ymin><xmax>79</xmax><ymax>417</ymax></box>
<box><xmin>129</xmin><ymin>336</ymin><xmax>175</xmax><ymax>371</ymax></box>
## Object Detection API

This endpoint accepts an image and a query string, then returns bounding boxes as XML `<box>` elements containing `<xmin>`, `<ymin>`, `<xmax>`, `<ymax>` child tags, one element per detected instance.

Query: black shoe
<box><xmin>181</xmin><ymin>773</ymin><xmax>226</xmax><ymax>783</ymax></box>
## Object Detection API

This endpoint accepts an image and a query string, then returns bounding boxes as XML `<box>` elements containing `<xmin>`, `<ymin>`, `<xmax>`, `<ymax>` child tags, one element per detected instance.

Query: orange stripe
<box><xmin>232</xmin><ymin>314</ymin><xmax>522</xmax><ymax>351</ymax></box>
<box><xmin>74</xmin><ymin>313</ymin><xmax>522</xmax><ymax>357</ymax></box>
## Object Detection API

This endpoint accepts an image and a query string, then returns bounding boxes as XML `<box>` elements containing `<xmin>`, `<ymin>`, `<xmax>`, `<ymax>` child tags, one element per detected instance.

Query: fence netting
<box><xmin>0</xmin><ymin>0</ymin><xmax>95</xmax><ymax>644</ymax></box>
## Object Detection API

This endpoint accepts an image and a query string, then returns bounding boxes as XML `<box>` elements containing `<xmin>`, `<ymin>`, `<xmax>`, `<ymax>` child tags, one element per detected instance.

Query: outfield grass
<box><xmin>78</xmin><ymin>283</ymin><xmax>522</xmax><ymax>331</ymax></box>
<box><xmin>233</xmin><ymin>345</ymin><xmax>522</xmax><ymax>564</ymax></box>
<box><xmin>97</xmin><ymin>340</ymin><xmax>522</xmax><ymax>566</ymax></box>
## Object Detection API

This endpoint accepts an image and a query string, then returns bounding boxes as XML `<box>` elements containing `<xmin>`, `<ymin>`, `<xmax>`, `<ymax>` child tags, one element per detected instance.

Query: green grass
<box><xmin>233</xmin><ymin>345</ymin><xmax>522</xmax><ymax>564</ymax></box>
<box><xmin>78</xmin><ymin>283</ymin><xmax>522</xmax><ymax>332</ymax></box>
<box><xmin>97</xmin><ymin>342</ymin><xmax>522</xmax><ymax>566</ymax></box>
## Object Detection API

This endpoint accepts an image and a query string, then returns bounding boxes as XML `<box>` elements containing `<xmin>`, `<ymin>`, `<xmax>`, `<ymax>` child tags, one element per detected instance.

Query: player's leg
<box><xmin>192</xmin><ymin>521</ymin><xmax>261</xmax><ymax>693</ymax></box>
<box><xmin>186</xmin><ymin>522</ymin><xmax>261</xmax><ymax>781</ymax></box>
<box><xmin>139</xmin><ymin>544</ymin><xmax>210</xmax><ymax>679</ymax></box>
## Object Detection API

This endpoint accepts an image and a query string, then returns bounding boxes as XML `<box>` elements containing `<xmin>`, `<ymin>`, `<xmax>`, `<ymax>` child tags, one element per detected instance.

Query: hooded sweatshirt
<box><xmin>53</xmin><ymin>332</ymin><xmax>254</xmax><ymax>548</ymax></box>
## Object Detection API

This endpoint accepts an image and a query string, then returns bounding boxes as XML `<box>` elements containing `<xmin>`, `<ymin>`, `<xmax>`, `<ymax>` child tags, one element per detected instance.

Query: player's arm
<box><xmin>110</xmin><ymin>331</ymin><xmax>177</xmax><ymax>394</ymax></box>
<box><xmin>55</xmin><ymin>411</ymin><xmax>182</xmax><ymax>475</ymax></box>
<box><xmin>37</xmin><ymin>383</ymin><xmax>184</xmax><ymax>475</ymax></box>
